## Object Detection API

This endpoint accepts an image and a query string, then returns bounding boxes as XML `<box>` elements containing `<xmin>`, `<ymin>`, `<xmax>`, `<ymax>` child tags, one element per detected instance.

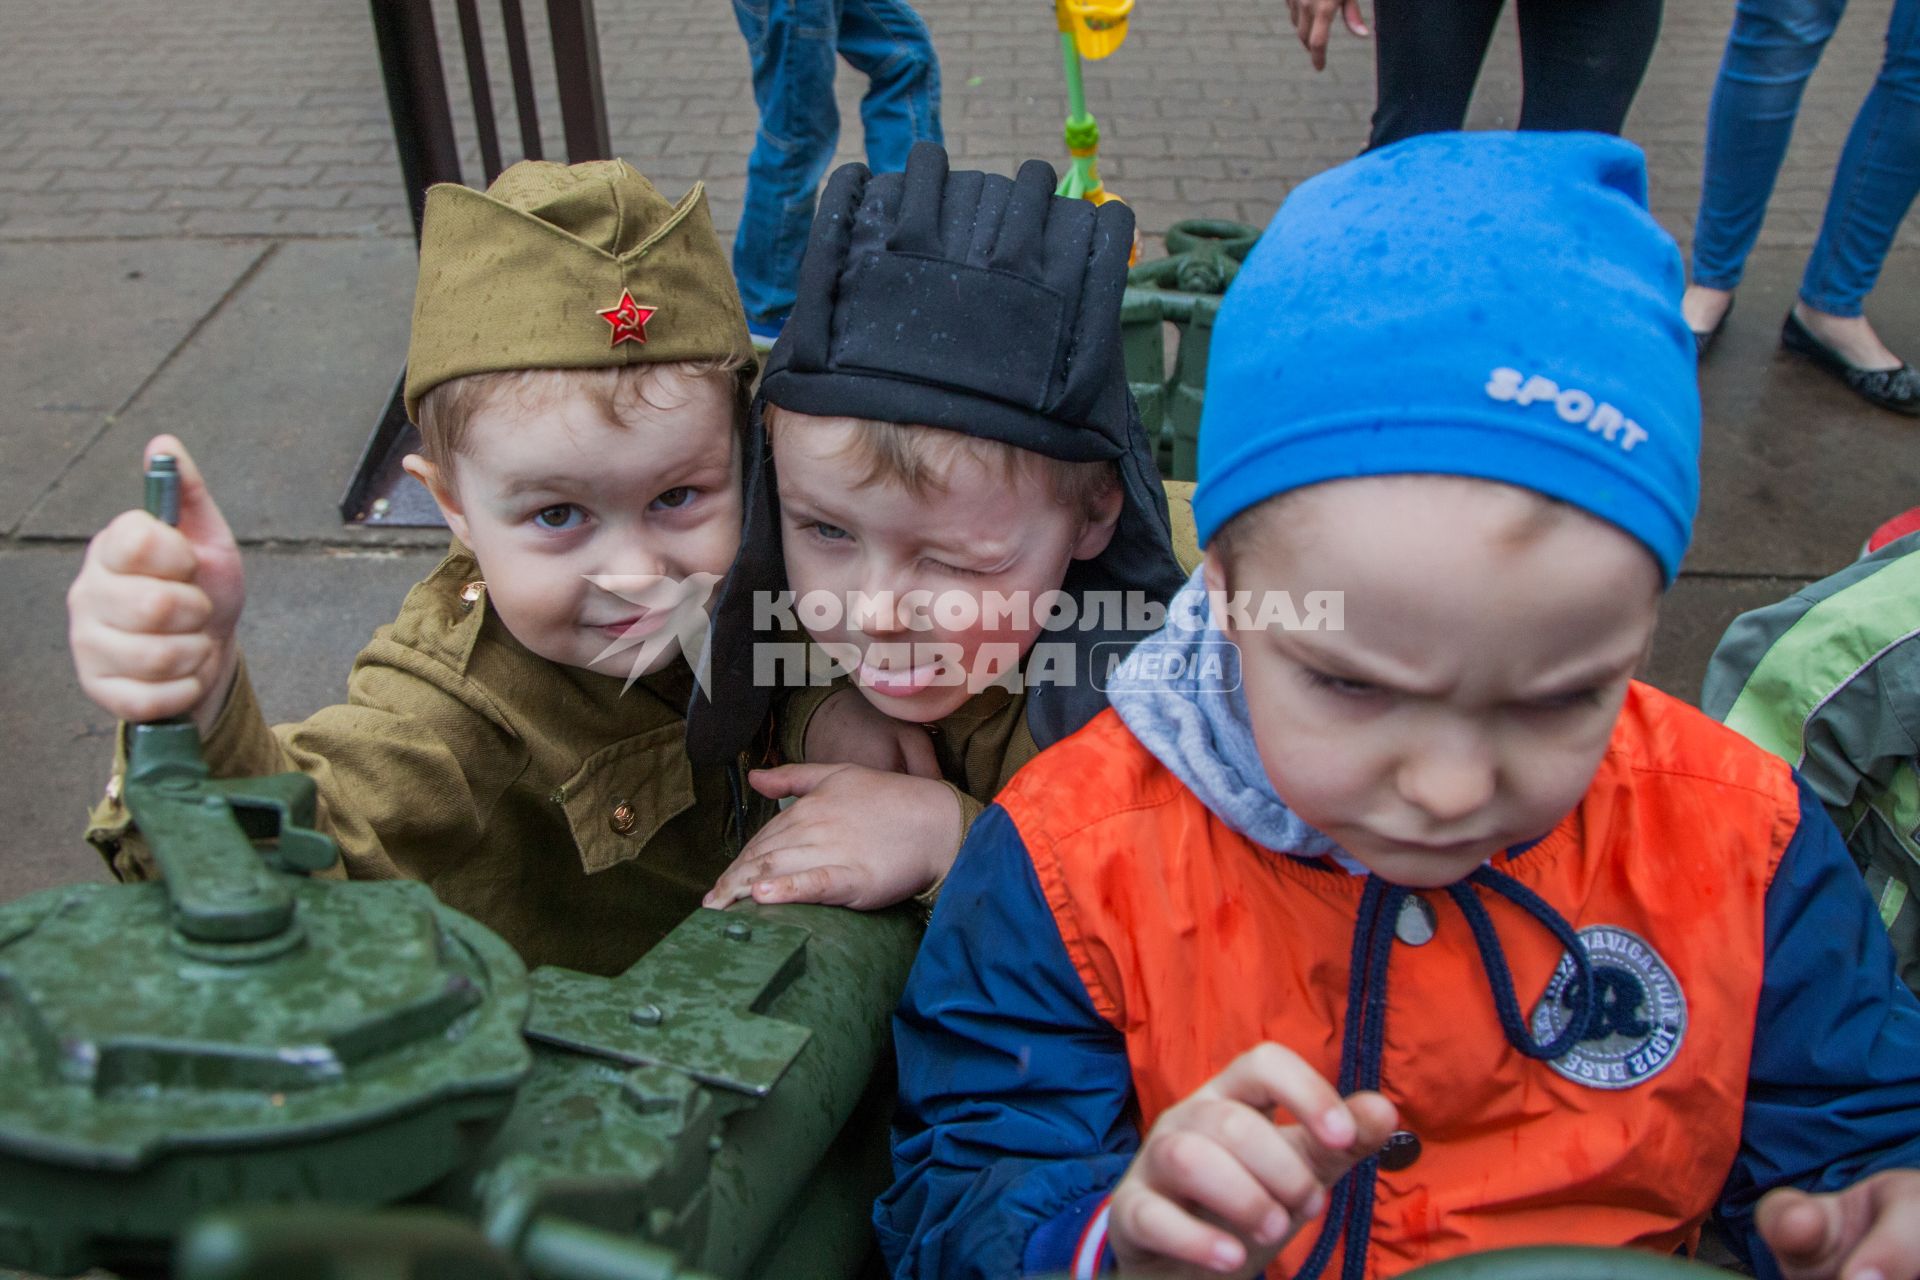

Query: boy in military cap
<box><xmin>69</xmin><ymin>159</ymin><xmax>757</xmax><ymax>977</ymax></box>
<box><xmin>689</xmin><ymin>142</ymin><xmax>1194</xmax><ymax>913</ymax></box>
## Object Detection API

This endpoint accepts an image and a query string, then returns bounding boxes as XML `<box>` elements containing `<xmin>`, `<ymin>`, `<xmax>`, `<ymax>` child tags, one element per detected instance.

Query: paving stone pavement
<box><xmin>2</xmin><ymin>0</ymin><xmax>1917</xmax><ymax>245</ymax></box>
<box><xmin>3</xmin><ymin>0</ymin><xmax>1920</xmax><ymax>906</ymax></box>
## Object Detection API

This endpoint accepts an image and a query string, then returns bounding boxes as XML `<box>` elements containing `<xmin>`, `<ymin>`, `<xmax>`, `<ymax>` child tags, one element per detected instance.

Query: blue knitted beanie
<box><xmin>1191</xmin><ymin>131</ymin><xmax>1699</xmax><ymax>583</ymax></box>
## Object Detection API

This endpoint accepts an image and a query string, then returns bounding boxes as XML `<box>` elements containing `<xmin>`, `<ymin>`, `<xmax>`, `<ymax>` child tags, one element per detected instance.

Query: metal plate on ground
<box><xmin>340</xmin><ymin>376</ymin><xmax>446</xmax><ymax>528</ymax></box>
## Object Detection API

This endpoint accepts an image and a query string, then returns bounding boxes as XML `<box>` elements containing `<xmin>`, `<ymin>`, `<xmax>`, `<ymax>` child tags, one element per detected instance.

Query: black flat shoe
<box><xmin>1689</xmin><ymin>293</ymin><xmax>1733</xmax><ymax>359</ymax></box>
<box><xmin>1781</xmin><ymin>310</ymin><xmax>1920</xmax><ymax>416</ymax></box>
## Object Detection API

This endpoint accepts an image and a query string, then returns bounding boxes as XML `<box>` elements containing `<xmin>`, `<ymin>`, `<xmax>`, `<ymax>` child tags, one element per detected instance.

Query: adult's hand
<box><xmin>1287</xmin><ymin>0</ymin><xmax>1370</xmax><ymax>71</ymax></box>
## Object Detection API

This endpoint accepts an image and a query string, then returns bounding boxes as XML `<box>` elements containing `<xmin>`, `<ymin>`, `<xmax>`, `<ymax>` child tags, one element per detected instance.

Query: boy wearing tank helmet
<box><xmin>691</xmin><ymin>142</ymin><xmax>1196</xmax><ymax>912</ymax></box>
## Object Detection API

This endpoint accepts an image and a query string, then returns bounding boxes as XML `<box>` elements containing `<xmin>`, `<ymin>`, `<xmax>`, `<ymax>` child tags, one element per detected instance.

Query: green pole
<box><xmin>1060</xmin><ymin>31</ymin><xmax>1088</xmax><ymax>120</ymax></box>
<box><xmin>1057</xmin><ymin>32</ymin><xmax>1101</xmax><ymax>199</ymax></box>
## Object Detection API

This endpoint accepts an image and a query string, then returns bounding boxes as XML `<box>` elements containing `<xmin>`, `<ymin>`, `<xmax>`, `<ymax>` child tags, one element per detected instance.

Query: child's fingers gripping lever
<box><xmin>701</xmin><ymin>761</ymin><xmax>963</xmax><ymax>911</ymax></box>
<box><xmin>1108</xmin><ymin>1043</ymin><xmax>1398</xmax><ymax>1279</ymax></box>
<box><xmin>1759</xmin><ymin>1170</ymin><xmax>1920</xmax><ymax>1280</ymax></box>
<box><xmin>68</xmin><ymin>435</ymin><xmax>246</xmax><ymax>734</ymax></box>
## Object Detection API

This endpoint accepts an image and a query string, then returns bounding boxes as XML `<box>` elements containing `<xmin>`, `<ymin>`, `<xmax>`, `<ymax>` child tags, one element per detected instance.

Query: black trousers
<box><xmin>1367</xmin><ymin>0</ymin><xmax>1664</xmax><ymax>151</ymax></box>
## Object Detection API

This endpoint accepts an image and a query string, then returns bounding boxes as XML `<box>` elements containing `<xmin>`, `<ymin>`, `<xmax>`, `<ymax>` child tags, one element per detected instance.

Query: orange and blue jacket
<box><xmin>875</xmin><ymin>683</ymin><xmax>1920</xmax><ymax>1279</ymax></box>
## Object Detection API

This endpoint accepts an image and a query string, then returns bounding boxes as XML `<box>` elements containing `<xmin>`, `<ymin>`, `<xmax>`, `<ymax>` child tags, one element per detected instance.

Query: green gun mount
<box><xmin>0</xmin><ymin>718</ymin><xmax>919</xmax><ymax>1279</ymax></box>
<box><xmin>0</xmin><ymin>720</ymin><xmax>532</xmax><ymax>1276</ymax></box>
<box><xmin>1123</xmin><ymin>219</ymin><xmax>1264</xmax><ymax>481</ymax></box>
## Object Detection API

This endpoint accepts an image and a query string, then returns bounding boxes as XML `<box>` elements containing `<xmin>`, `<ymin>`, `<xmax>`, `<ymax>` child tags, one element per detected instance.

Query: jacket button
<box><xmin>1379</xmin><ymin>1129</ymin><xmax>1422</xmax><ymax>1171</ymax></box>
<box><xmin>609</xmin><ymin>800</ymin><xmax>638</xmax><ymax>836</ymax></box>
<box><xmin>460</xmin><ymin>580</ymin><xmax>486</xmax><ymax>608</ymax></box>
<box><xmin>1395</xmin><ymin>895</ymin><xmax>1436</xmax><ymax>946</ymax></box>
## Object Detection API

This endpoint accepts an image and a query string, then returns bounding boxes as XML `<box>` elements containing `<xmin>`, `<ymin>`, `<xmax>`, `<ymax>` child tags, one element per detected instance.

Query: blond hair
<box><xmin>415</xmin><ymin>356</ymin><xmax>751</xmax><ymax>472</ymax></box>
<box><xmin>763</xmin><ymin>403</ymin><xmax>1118</xmax><ymax>520</ymax></box>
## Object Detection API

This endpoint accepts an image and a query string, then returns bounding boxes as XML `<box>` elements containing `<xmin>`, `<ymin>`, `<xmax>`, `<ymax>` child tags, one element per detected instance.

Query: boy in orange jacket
<box><xmin>878</xmin><ymin>132</ymin><xmax>1920</xmax><ymax>1280</ymax></box>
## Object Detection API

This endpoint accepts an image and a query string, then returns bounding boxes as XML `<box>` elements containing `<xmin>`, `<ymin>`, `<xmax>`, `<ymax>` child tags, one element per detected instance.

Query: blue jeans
<box><xmin>731</xmin><ymin>0</ymin><xmax>943</xmax><ymax>328</ymax></box>
<box><xmin>1692</xmin><ymin>0</ymin><xmax>1920</xmax><ymax>316</ymax></box>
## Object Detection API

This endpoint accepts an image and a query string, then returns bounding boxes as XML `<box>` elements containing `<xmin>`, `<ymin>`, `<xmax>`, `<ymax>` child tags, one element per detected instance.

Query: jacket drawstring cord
<box><xmin>1293</xmin><ymin>868</ymin><xmax>1594</xmax><ymax>1280</ymax></box>
<box><xmin>1295</xmin><ymin>877</ymin><xmax>1405</xmax><ymax>1280</ymax></box>
<box><xmin>1447</xmin><ymin>866</ymin><xmax>1596</xmax><ymax>1060</ymax></box>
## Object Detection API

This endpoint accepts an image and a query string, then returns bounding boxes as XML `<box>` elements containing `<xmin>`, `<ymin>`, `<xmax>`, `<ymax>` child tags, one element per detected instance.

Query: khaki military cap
<box><xmin>405</xmin><ymin>158</ymin><xmax>752</xmax><ymax>419</ymax></box>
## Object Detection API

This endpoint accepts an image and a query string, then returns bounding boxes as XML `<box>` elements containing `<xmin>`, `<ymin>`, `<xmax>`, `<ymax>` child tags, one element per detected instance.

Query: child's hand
<box><xmin>702</xmin><ymin>762</ymin><xmax>961</xmax><ymax>911</ymax></box>
<box><xmin>1108</xmin><ymin>1043</ymin><xmax>1397</xmax><ymax>1279</ymax></box>
<box><xmin>1758</xmin><ymin>1170</ymin><xmax>1920</xmax><ymax>1280</ymax></box>
<box><xmin>802</xmin><ymin>685</ymin><xmax>942</xmax><ymax>779</ymax></box>
<box><xmin>68</xmin><ymin>436</ymin><xmax>245</xmax><ymax>734</ymax></box>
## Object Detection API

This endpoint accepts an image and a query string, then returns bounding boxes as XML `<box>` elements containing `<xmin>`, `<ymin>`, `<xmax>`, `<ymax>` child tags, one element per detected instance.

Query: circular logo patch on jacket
<box><xmin>1530</xmin><ymin>925</ymin><xmax>1686</xmax><ymax>1090</ymax></box>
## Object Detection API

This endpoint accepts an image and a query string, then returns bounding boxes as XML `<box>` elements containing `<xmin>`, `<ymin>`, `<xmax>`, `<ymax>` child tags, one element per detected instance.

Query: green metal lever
<box><xmin>121</xmin><ymin>454</ymin><xmax>334</xmax><ymax>947</ymax></box>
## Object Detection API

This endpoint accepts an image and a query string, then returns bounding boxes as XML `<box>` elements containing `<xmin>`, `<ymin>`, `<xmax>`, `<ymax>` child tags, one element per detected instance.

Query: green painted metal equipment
<box><xmin>0</xmin><ymin>502</ymin><xmax>921</xmax><ymax>1280</ymax></box>
<box><xmin>451</xmin><ymin>900</ymin><xmax>918</xmax><ymax>1280</ymax></box>
<box><xmin>1121</xmin><ymin>219</ymin><xmax>1262</xmax><ymax>480</ymax></box>
<box><xmin>134</xmin><ymin>888</ymin><xmax>915</xmax><ymax>1280</ymax></box>
<box><xmin>177</xmin><ymin>1206</ymin><xmax>722</xmax><ymax>1280</ymax></box>
<box><xmin>1399</xmin><ymin>1246</ymin><xmax>1732</xmax><ymax>1279</ymax></box>
<box><xmin>1</xmin><ymin>440</ymin><xmax>534</xmax><ymax>1275</ymax></box>
<box><xmin>0</xmin><ymin>719</ymin><xmax>533</xmax><ymax>1277</ymax></box>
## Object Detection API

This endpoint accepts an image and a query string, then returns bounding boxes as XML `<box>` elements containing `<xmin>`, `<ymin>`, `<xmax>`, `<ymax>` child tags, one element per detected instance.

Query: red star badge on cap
<box><xmin>598</xmin><ymin>290</ymin><xmax>658</xmax><ymax>347</ymax></box>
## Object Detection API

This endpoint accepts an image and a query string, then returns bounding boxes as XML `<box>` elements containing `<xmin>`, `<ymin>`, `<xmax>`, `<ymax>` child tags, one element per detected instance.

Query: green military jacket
<box><xmin>1702</xmin><ymin>532</ymin><xmax>1920</xmax><ymax>995</ymax></box>
<box><xmin>89</xmin><ymin>546</ymin><xmax>756</xmax><ymax>977</ymax></box>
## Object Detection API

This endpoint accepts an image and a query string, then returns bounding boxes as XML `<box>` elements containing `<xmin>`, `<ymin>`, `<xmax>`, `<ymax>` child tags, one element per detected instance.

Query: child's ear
<box><xmin>1069</xmin><ymin>484</ymin><xmax>1125</xmax><ymax>560</ymax></box>
<box><xmin>1633</xmin><ymin>610</ymin><xmax>1662</xmax><ymax>676</ymax></box>
<box><xmin>401</xmin><ymin>455</ymin><xmax>472</xmax><ymax>546</ymax></box>
<box><xmin>1202</xmin><ymin>550</ymin><xmax>1227</xmax><ymax>599</ymax></box>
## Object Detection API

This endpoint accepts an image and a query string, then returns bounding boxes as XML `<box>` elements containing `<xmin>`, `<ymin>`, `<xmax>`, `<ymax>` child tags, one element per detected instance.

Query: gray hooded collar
<box><xmin>1107</xmin><ymin>569</ymin><xmax>1354</xmax><ymax>865</ymax></box>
